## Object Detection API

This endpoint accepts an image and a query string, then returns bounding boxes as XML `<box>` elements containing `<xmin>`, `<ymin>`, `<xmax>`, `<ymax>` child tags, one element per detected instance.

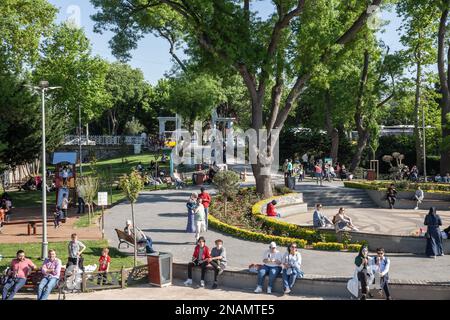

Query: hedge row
<box><xmin>208</xmin><ymin>215</ymin><xmax>308</xmax><ymax>248</ymax></box>
<box><xmin>251</xmin><ymin>195</ymin><xmax>337</xmax><ymax>243</ymax></box>
<box><xmin>344</xmin><ymin>180</ymin><xmax>450</xmax><ymax>194</ymax></box>
<box><xmin>312</xmin><ymin>242</ymin><xmax>362</xmax><ymax>252</ymax></box>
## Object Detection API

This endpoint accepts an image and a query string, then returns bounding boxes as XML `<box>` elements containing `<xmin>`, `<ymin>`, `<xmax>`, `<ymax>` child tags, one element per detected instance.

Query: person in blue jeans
<box><xmin>2</xmin><ymin>250</ymin><xmax>36</xmax><ymax>300</ymax></box>
<box><xmin>254</xmin><ymin>242</ymin><xmax>283</xmax><ymax>294</ymax></box>
<box><xmin>37</xmin><ymin>249</ymin><xmax>62</xmax><ymax>300</ymax></box>
<box><xmin>282</xmin><ymin>243</ymin><xmax>303</xmax><ymax>294</ymax></box>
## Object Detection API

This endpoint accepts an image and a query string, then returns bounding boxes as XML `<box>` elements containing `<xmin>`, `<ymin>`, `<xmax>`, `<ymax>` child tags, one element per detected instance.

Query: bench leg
<box><xmin>27</xmin><ymin>224</ymin><xmax>31</xmax><ymax>236</ymax></box>
<box><xmin>33</xmin><ymin>225</ymin><xmax>37</xmax><ymax>235</ymax></box>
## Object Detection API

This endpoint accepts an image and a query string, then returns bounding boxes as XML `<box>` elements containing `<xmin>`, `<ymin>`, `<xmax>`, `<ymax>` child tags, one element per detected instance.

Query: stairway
<box><xmin>296</xmin><ymin>186</ymin><xmax>376</xmax><ymax>208</ymax></box>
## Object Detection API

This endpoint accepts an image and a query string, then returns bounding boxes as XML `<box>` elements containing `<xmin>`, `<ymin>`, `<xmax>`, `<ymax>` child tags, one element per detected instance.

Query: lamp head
<box><xmin>39</xmin><ymin>80</ymin><xmax>49</xmax><ymax>89</ymax></box>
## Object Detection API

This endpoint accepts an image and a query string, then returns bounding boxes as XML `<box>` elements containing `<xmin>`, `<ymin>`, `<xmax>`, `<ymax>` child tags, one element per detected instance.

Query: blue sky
<box><xmin>48</xmin><ymin>0</ymin><xmax>403</xmax><ymax>85</ymax></box>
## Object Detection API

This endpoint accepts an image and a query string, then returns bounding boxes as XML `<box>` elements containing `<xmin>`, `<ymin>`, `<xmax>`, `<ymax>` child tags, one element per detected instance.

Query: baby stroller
<box><xmin>59</xmin><ymin>257</ymin><xmax>83</xmax><ymax>300</ymax></box>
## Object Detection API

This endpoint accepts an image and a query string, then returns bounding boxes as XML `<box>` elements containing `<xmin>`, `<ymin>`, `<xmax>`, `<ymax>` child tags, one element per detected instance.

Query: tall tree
<box><xmin>397</xmin><ymin>1</ymin><xmax>438</xmax><ymax>172</ymax></box>
<box><xmin>92</xmin><ymin>0</ymin><xmax>384</xmax><ymax>197</ymax></box>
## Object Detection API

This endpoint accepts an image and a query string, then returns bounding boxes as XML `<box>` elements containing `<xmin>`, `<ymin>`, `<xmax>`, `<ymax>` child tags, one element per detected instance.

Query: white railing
<box><xmin>64</xmin><ymin>135</ymin><xmax>145</xmax><ymax>146</ymax></box>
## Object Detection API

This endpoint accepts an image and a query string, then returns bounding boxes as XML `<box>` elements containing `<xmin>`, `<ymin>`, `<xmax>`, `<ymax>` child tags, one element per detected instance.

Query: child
<box><xmin>53</xmin><ymin>207</ymin><xmax>64</xmax><ymax>228</ymax></box>
<box><xmin>97</xmin><ymin>248</ymin><xmax>111</xmax><ymax>285</ymax></box>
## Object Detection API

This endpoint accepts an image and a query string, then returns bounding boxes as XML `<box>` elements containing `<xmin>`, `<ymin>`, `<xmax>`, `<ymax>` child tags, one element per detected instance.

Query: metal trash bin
<box><xmin>147</xmin><ymin>252</ymin><xmax>173</xmax><ymax>287</ymax></box>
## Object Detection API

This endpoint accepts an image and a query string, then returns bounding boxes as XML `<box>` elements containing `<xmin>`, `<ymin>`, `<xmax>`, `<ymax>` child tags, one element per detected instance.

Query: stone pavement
<box><xmin>14</xmin><ymin>279</ymin><xmax>338</xmax><ymax>300</ymax></box>
<box><xmin>281</xmin><ymin>207</ymin><xmax>450</xmax><ymax>236</ymax></box>
<box><xmin>104</xmin><ymin>187</ymin><xmax>450</xmax><ymax>283</ymax></box>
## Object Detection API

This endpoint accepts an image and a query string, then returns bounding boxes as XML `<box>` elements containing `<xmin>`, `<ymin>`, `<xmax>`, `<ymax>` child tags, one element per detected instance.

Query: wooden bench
<box><xmin>3</xmin><ymin>219</ymin><xmax>67</xmax><ymax>235</ymax></box>
<box><xmin>115</xmin><ymin>229</ymin><xmax>136</xmax><ymax>249</ymax></box>
<box><xmin>0</xmin><ymin>268</ymin><xmax>66</xmax><ymax>295</ymax></box>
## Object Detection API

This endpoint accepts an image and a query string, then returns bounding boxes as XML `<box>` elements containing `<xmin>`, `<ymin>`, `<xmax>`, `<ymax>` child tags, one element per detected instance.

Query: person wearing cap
<box><xmin>254</xmin><ymin>242</ymin><xmax>283</xmax><ymax>294</ymax></box>
<box><xmin>266</xmin><ymin>200</ymin><xmax>280</xmax><ymax>218</ymax></box>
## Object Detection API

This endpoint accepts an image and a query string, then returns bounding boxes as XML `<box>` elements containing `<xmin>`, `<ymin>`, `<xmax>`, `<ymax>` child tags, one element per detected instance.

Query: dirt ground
<box><xmin>0</xmin><ymin>207</ymin><xmax>102</xmax><ymax>243</ymax></box>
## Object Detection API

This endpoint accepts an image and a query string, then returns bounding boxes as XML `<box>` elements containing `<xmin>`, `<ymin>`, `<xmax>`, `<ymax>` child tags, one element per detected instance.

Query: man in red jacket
<box><xmin>266</xmin><ymin>200</ymin><xmax>280</xmax><ymax>218</ymax></box>
<box><xmin>198</xmin><ymin>187</ymin><xmax>211</xmax><ymax>231</ymax></box>
<box><xmin>184</xmin><ymin>237</ymin><xmax>211</xmax><ymax>287</ymax></box>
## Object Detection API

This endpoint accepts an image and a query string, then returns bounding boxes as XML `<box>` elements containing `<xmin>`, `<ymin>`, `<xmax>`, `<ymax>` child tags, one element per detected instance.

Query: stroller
<box><xmin>59</xmin><ymin>257</ymin><xmax>83</xmax><ymax>300</ymax></box>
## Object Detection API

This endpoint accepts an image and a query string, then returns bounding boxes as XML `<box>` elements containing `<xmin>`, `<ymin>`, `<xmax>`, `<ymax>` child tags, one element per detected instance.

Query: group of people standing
<box><xmin>186</xmin><ymin>187</ymin><xmax>211</xmax><ymax>241</ymax></box>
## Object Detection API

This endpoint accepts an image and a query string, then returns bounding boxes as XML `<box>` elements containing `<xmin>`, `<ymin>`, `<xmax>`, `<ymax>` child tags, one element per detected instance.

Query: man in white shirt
<box><xmin>254</xmin><ymin>242</ymin><xmax>283</xmax><ymax>294</ymax></box>
<box><xmin>413</xmin><ymin>186</ymin><xmax>424</xmax><ymax>210</ymax></box>
<box><xmin>372</xmin><ymin>248</ymin><xmax>391</xmax><ymax>300</ymax></box>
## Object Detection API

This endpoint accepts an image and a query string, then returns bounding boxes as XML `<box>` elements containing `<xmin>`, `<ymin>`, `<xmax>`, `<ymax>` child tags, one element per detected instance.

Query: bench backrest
<box><xmin>115</xmin><ymin>229</ymin><xmax>135</xmax><ymax>244</ymax></box>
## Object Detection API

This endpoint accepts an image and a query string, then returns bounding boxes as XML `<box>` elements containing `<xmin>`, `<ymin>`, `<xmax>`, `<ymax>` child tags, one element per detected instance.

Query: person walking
<box><xmin>37</xmin><ymin>249</ymin><xmax>62</xmax><ymax>300</ymax></box>
<box><xmin>413</xmin><ymin>186</ymin><xmax>424</xmax><ymax>210</ymax></box>
<box><xmin>314</xmin><ymin>163</ymin><xmax>323</xmax><ymax>186</ymax></box>
<box><xmin>350</xmin><ymin>245</ymin><xmax>374</xmax><ymax>300</ymax></box>
<box><xmin>424</xmin><ymin>207</ymin><xmax>444</xmax><ymax>258</ymax></box>
<box><xmin>386</xmin><ymin>184</ymin><xmax>397</xmax><ymax>209</ymax></box>
<box><xmin>254</xmin><ymin>242</ymin><xmax>283</xmax><ymax>294</ymax></box>
<box><xmin>2</xmin><ymin>250</ymin><xmax>36</xmax><ymax>300</ymax></box>
<box><xmin>282</xmin><ymin>243</ymin><xmax>303</xmax><ymax>294</ymax></box>
<box><xmin>198</xmin><ymin>187</ymin><xmax>211</xmax><ymax>231</ymax></box>
<box><xmin>61</xmin><ymin>193</ymin><xmax>69</xmax><ymax>218</ymax></box>
<box><xmin>287</xmin><ymin>159</ymin><xmax>293</xmax><ymax>177</ymax></box>
<box><xmin>194</xmin><ymin>198</ymin><xmax>207</xmax><ymax>242</ymax></box>
<box><xmin>186</xmin><ymin>193</ymin><xmax>198</xmax><ymax>233</ymax></box>
<box><xmin>77</xmin><ymin>193</ymin><xmax>85</xmax><ymax>214</ymax></box>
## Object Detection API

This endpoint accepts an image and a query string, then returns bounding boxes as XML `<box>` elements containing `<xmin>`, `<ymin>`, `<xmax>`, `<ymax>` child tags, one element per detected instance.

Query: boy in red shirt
<box><xmin>184</xmin><ymin>237</ymin><xmax>211</xmax><ymax>287</ymax></box>
<box><xmin>266</xmin><ymin>200</ymin><xmax>280</xmax><ymax>218</ymax></box>
<box><xmin>97</xmin><ymin>248</ymin><xmax>111</xmax><ymax>285</ymax></box>
<box><xmin>198</xmin><ymin>187</ymin><xmax>211</xmax><ymax>231</ymax></box>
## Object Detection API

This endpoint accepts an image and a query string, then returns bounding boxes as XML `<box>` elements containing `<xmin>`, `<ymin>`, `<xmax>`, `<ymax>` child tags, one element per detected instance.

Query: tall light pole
<box><xmin>79</xmin><ymin>105</ymin><xmax>83</xmax><ymax>177</ymax></box>
<box><xmin>26</xmin><ymin>81</ymin><xmax>62</xmax><ymax>259</ymax></box>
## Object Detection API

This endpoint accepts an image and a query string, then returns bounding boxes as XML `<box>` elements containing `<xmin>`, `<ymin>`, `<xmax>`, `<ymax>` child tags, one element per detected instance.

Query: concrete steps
<box><xmin>297</xmin><ymin>188</ymin><xmax>376</xmax><ymax>208</ymax></box>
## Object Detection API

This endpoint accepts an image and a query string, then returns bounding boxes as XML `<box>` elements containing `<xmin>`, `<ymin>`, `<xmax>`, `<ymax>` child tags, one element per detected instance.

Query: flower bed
<box><xmin>209</xmin><ymin>188</ymin><xmax>361</xmax><ymax>252</ymax></box>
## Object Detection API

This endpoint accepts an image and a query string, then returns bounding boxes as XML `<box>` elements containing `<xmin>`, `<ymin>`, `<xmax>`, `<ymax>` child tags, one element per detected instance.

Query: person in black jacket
<box><xmin>386</xmin><ymin>184</ymin><xmax>397</xmax><ymax>209</ymax></box>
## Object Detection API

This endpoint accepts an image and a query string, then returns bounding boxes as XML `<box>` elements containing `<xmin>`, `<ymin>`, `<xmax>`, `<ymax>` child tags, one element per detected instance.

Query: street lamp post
<box><xmin>26</xmin><ymin>81</ymin><xmax>61</xmax><ymax>259</ymax></box>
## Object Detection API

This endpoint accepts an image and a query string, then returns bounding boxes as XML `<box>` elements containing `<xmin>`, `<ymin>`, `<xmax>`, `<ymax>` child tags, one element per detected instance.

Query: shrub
<box><xmin>344</xmin><ymin>181</ymin><xmax>450</xmax><ymax>193</ymax></box>
<box><xmin>346</xmin><ymin>244</ymin><xmax>363</xmax><ymax>252</ymax></box>
<box><xmin>312</xmin><ymin>242</ymin><xmax>344</xmax><ymax>251</ymax></box>
<box><xmin>274</xmin><ymin>185</ymin><xmax>292</xmax><ymax>195</ymax></box>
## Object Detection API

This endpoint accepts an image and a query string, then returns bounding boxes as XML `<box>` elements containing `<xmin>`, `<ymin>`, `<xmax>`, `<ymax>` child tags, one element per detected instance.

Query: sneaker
<box><xmin>184</xmin><ymin>279</ymin><xmax>192</xmax><ymax>286</ymax></box>
<box><xmin>414</xmin><ymin>207</ymin><xmax>419</xmax><ymax>210</ymax></box>
<box><xmin>254</xmin><ymin>286</ymin><xmax>263</xmax><ymax>293</ymax></box>
<box><xmin>212</xmin><ymin>283</ymin><xmax>218</xmax><ymax>289</ymax></box>
<box><xmin>200</xmin><ymin>280</ymin><xmax>205</xmax><ymax>287</ymax></box>
<box><xmin>218</xmin><ymin>268</ymin><xmax>224</xmax><ymax>276</ymax></box>
<box><xmin>284</xmin><ymin>288</ymin><xmax>291</xmax><ymax>294</ymax></box>
<box><xmin>267</xmin><ymin>287</ymin><xmax>272</xmax><ymax>294</ymax></box>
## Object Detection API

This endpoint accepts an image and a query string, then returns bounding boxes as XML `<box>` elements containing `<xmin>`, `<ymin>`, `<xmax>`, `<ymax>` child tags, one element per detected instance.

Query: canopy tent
<box><xmin>52</xmin><ymin>152</ymin><xmax>78</xmax><ymax>165</ymax></box>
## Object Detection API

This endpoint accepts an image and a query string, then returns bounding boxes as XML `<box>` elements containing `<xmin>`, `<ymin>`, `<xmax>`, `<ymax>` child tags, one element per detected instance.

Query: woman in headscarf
<box><xmin>347</xmin><ymin>245</ymin><xmax>374</xmax><ymax>300</ymax></box>
<box><xmin>424</xmin><ymin>207</ymin><xmax>444</xmax><ymax>258</ymax></box>
<box><xmin>186</xmin><ymin>193</ymin><xmax>198</xmax><ymax>233</ymax></box>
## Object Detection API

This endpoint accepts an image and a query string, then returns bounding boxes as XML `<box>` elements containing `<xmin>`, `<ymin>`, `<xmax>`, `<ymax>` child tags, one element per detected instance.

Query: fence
<box><xmin>64</xmin><ymin>135</ymin><xmax>145</xmax><ymax>146</ymax></box>
<box><xmin>80</xmin><ymin>268</ymin><xmax>129</xmax><ymax>292</ymax></box>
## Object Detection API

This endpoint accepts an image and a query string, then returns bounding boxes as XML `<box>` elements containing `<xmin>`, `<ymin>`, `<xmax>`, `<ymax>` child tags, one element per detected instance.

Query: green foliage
<box><xmin>274</xmin><ymin>185</ymin><xmax>293</xmax><ymax>196</ymax></box>
<box><xmin>77</xmin><ymin>176</ymin><xmax>99</xmax><ymax>205</ymax></box>
<box><xmin>312</xmin><ymin>242</ymin><xmax>344</xmax><ymax>251</ymax></box>
<box><xmin>344</xmin><ymin>180</ymin><xmax>450</xmax><ymax>193</ymax></box>
<box><xmin>213</xmin><ymin>170</ymin><xmax>240</xmax><ymax>200</ymax></box>
<box><xmin>33</xmin><ymin>24</ymin><xmax>110</xmax><ymax>129</ymax></box>
<box><xmin>119</xmin><ymin>170</ymin><xmax>144</xmax><ymax>203</ymax></box>
<box><xmin>124</xmin><ymin>117</ymin><xmax>145</xmax><ymax>136</ymax></box>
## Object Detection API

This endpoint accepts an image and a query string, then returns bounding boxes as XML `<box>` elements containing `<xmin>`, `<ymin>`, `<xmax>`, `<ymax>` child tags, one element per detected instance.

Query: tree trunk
<box><xmin>351</xmin><ymin>130</ymin><xmax>369</xmax><ymax>172</ymax></box>
<box><xmin>324</xmin><ymin>90</ymin><xmax>339</xmax><ymax>162</ymax></box>
<box><xmin>252</xmin><ymin>163</ymin><xmax>273</xmax><ymax>198</ymax></box>
<box><xmin>414</xmin><ymin>57</ymin><xmax>424</xmax><ymax>172</ymax></box>
<box><xmin>438</xmin><ymin>4</ymin><xmax>450</xmax><ymax>175</ymax></box>
<box><xmin>131</xmin><ymin>202</ymin><xmax>137</xmax><ymax>267</ymax></box>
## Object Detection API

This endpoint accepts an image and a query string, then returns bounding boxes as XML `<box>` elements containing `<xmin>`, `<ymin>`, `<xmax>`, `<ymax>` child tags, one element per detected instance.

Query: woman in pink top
<box><xmin>37</xmin><ymin>249</ymin><xmax>62</xmax><ymax>300</ymax></box>
<box><xmin>2</xmin><ymin>250</ymin><xmax>36</xmax><ymax>300</ymax></box>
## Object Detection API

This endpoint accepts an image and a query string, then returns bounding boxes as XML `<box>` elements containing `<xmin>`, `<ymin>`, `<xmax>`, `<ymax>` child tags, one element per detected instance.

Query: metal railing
<box><xmin>64</xmin><ymin>135</ymin><xmax>145</xmax><ymax>146</ymax></box>
<box><xmin>80</xmin><ymin>268</ymin><xmax>129</xmax><ymax>292</ymax></box>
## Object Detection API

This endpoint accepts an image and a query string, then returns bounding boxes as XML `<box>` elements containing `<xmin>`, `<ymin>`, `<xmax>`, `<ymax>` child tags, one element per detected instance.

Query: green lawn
<box><xmin>0</xmin><ymin>240</ymin><xmax>139</xmax><ymax>272</ymax></box>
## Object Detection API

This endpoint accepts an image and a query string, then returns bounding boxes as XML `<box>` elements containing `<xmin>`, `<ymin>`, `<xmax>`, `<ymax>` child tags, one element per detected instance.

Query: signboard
<box><xmin>98</xmin><ymin>192</ymin><xmax>108</xmax><ymax>206</ymax></box>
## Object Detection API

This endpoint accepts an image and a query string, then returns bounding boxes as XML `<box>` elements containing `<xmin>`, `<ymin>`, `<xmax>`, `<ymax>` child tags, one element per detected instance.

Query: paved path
<box><xmin>14</xmin><ymin>279</ymin><xmax>336</xmax><ymax>300</ymax></box>
<box><xmin>104</xmin><ymin>187</ymin><xmax>450</xmax><ymax>283</ymax></box>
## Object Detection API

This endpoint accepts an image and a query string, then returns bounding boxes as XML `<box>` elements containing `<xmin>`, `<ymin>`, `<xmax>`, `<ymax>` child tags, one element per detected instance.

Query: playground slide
<box><xmin>57</xmin><ymin>187</ymin><xmax>69</xmax><ymax>207</ymax></box>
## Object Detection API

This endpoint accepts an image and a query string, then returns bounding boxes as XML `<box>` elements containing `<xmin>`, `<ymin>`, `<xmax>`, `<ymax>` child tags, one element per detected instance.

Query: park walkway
<box><xmin>104</xmin><ymin>187</ymin><xmax>450</xmax><ymax>283</ymax></box>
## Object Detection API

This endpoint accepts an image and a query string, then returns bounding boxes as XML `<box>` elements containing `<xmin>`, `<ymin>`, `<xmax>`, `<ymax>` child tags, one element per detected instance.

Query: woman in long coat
<box><xmin>424</xmin><ymin>207</ymin><xmax>444</xmax><ymax>258</ymax></box>
<box><xmin>186</xmin><ymin>193</ymin><xmax>198</xmax><ymax>233</ymax></box>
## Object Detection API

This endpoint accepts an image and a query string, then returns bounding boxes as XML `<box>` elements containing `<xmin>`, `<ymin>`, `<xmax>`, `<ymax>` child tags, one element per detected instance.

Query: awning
<box><xmin>52</xmin><ymin>152</ymin><xmax>78</xmax><ymax>165</ymax></box>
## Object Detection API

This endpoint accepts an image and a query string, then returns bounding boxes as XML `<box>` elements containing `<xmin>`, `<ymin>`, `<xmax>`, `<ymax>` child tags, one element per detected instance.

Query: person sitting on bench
<box><xmin>2</xmin><ymin>250</ymin><xmax>36</xmax><ymax>300</ymax></box>
<box><xmin>124</xmin><ymin>220</ymin><xmax>155</xmax><ymax>254</ymax></box>
<box><xmin>184</xmin><ymin>237</ymin><xmax>211</xmax><ymax>287</ymax></box>
<box><xmin>209</xmin><ymin>239</ymin><xmax>227</xmax><ymax>289</ymax></box>
<box><xmin>37</xmin><ymin>249</ymin><xmax>62</xmax><ymax>300</ymax></box>
<box><xmin>266</xmin><ymin>200</ymin><xmax>281</xmax><ymax>218</ymax></box>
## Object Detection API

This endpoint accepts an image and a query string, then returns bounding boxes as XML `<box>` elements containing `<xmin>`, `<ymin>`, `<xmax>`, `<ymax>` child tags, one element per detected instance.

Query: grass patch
<box><xmin>0</xmin><ymin>240</ymin><xmax>139</xmax><ymax>272</ymax></box>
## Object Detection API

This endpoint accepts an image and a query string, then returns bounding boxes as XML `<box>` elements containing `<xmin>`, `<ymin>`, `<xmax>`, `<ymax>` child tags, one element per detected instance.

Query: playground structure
<box><xmin>52</xmin><ymin>152</ymin><xmax>78</xmax><ymax>209</ymax></box>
